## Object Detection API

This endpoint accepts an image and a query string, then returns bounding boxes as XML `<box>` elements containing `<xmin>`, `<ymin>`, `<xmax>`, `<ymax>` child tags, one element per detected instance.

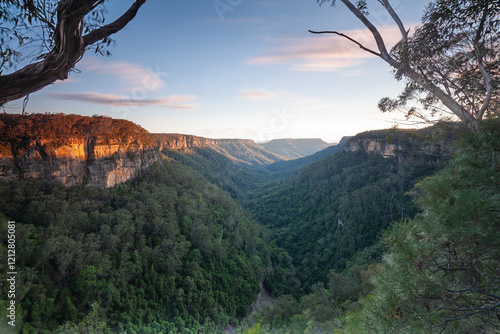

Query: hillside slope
<box><xmin>155</xmin><ymin>133</ymin><xmax>285</xmax><ymax>165</ymax></box>
<box><xmin>248</xmin><ymin>124</ymin><xmax>463</xmax><ymax>289</ymax></box>
<box><xmin>265</xmin><ymin>137</ymin><xmax>350</xmax><ymax>176</ymax></box>
<box><xmin>261</xmin><ymin>138</ymin><xmax>331</xmax><ymax>159</ymax></box>
<box><xmin>0</xmin><ymin>156</ymin><xmax>297</xmax><ymax>333</ymax></box>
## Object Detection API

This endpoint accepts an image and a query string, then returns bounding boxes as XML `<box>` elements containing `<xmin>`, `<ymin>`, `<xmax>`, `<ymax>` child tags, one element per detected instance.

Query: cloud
<box><xmin>80</xmin><ymin>59</ymin><xmax>167</xmax><ymax>92</ymax></box>
<box><xmin>51</xmin><ymin>92</ymin><xmax>199</xmax><ymax>110</ymax></box>
<box><xmin>238</xmin><ymin>89</ymin><xmax>280</xmax><ymax>102</ymax></box>
<box><xmin>238</xmin><ymin>88</ymin><xmax>322</xmax><ymax>108</ymax></box>
<box><xmin>246</xmin><ymin>26</ymin><xmax>403</xmax><ymax>71</ymax></box>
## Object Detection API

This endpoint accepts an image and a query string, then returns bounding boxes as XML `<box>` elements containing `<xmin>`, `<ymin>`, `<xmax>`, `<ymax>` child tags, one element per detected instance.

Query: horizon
<box><xmin>4</xmin><ymin>0</ymin><xmax>436</xmax><ymax>143</ymax></box>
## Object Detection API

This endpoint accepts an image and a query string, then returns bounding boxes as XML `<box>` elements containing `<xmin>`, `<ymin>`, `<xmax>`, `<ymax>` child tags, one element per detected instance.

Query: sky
<box><xmin>5</xmin><ymin>0</ymin><xmax>432</xmax><ymax>143</ymax></box>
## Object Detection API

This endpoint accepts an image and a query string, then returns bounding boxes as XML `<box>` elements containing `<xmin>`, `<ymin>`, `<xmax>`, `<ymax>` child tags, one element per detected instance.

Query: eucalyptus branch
<box><xmin>307</xmin><ymin>30</ymin><xmax>380</xmax><ymax>57</ymax></box>
<box><xmin>378</xmin><ymin>0</ymin><xmax>408</xmax><ymax>43</ymax></box>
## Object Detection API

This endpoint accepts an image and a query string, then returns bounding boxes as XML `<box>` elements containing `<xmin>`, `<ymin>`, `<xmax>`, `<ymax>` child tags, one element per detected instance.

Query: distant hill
<box><xmin>154</xmin><ymin>133</ymin><xmax>285</xmax><ymax>165</ymax></box>
<box><xmin>260</xmin><ymin>138</ymin><xmax>331</xmax><ymax>159</ymax></box>
<box><xmin>265</xmin><ymin>136</ymin><xmax>350</xmax><ymax>176</ymax></box>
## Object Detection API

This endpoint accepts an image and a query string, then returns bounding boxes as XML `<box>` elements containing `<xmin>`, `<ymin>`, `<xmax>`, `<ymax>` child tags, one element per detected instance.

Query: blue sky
<box><xmin>6</xmin><ymin>0</ymin><xmax>431</xmax><ymax>142</ymax></box>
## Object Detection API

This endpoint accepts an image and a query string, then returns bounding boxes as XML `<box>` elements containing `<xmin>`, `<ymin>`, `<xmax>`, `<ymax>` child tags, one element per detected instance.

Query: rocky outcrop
<box><xmin>154</xmin><ymin>133</ymin><xmax>285</xmax><ymax>165</ymax></box>
<box><xmin>249</xmin><ymin>281</ymin><xmax>275</xmax><ymax>315</ymax></box>
<box><xmin>345</xmin><ymin>123</ymin><xmax>464</xmax><ymax>164</ymax></box>
<box><xmin>0</xmin><ymin>114</ymin><xmax>161</xmax><ymax>187</ymax></box>
<box><xmin>155</xmin><ymin>133</ymin><xmax>254</xmax><ymax>151</ymax></box>
<box><xmin>0</xmin><ymin>137</ymin><xmax>160</xmax><ymax>187</ymax></box>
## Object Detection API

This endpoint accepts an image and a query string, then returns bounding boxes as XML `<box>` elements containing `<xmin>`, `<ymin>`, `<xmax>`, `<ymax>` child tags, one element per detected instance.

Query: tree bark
<box><xmin>0</xmin><ymin>0</ymin><xmax>146</xmax><ymax>106</ymax></box>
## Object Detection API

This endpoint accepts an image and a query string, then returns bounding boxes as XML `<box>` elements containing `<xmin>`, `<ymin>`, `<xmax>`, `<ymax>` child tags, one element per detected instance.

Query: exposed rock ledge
<box><xmin>344</xmin><ymin>124</ymin><xmax>464</xmax><ymax>164</ymax></box>
<box><xmin>0</xmin><ymin>137</ymin><xmax>160</xmax><ymax>187</ymax></box>
<box><xmin>0</xmin><ymin>114</ymin><xmax>161</xmax><ymax>188</ymax></box>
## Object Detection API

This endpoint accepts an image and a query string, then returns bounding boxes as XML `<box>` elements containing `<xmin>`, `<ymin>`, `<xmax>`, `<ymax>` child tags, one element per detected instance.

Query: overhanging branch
<box><xmin>0</xmin><ymin>0</ymin><xmax>147</xmax><ymax>106</ymax></box>
<box><xmin>308</xmin><ymin>30</ymin><xmax>380</xmax><ymax>57</ymax></box>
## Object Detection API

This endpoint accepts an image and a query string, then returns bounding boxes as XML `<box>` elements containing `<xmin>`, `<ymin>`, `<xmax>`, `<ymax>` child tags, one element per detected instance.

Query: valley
<box><xmin>1</xmin><ymin>114</ymin><xmax>498</xmax><ymax>334</ymax></box>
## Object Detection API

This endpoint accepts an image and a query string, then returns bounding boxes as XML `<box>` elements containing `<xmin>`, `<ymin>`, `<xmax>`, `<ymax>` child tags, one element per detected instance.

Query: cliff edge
<box><xmin>154</xmin><ymin>133</ymin><xmax>285</xmax><ymax>165</ymax></box>
<box><xmin>0</xmin><ymin>114</ymin><xmax>161</xmax><ymax>187</ymax></box>
<box><xmin>345</xmin><ymin>123</ymin><xmax>464</xmax><ymax>164</ymax></box>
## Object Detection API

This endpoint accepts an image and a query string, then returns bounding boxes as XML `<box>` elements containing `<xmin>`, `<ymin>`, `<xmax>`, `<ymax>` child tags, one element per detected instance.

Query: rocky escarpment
<box><xmin>154</xmin><ymin>133</ymin><xmax>285</xmax><ymax>165</ymax></box>
<box><xmin>0</xmin><ymin>114</ymin><xmax>161</xmax><ymax>187</ymax></box>
<box><xmin>345</xmin><ymin>123</ymin><xmax>464</xmax><ymax>164</ymax></box>
<box><xmin>154</xmin><ymin>133</ymin><xmax>252</xmax><ymax>150</ymax></box>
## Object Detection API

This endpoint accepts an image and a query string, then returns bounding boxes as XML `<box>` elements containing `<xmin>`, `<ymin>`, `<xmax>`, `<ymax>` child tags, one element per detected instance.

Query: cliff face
<box><xmin>0</xmin><ymin>137</ymin><xmax>160</xmax><ymax>187</ymax></box>
<box><xmin>155</xmin><ymin>133</ymin><xmax>252</xmax><ymax>151</ymax></box>
<box><xmin>0</xmin><ymin>114</ymin><xmax>161</xmax><ymax>187</ymax></box>
<box><xmin>154</xmin><ymin>133</ymin><xmax>285</xmax><ymax>165</ymax></box>
<box><xmin>345</xmin><ymin>124</ymin><xmax>463</xmax><ymax>164</ymax></box>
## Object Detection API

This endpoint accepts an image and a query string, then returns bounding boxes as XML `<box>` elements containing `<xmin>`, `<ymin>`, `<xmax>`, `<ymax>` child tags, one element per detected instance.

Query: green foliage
<box><xmin>383</xmin><ymin>0</ymin><xmax>500</xmax><ymax>123</ymax></box>
<box><xmin>162</xmin><ymin>147</ymin><xmax>268</xmax><ymax>200</ymax></box>
<box><xmin>342</xmin><ymin>119</ymin><xmax>500</xmax><ymax>333</ymax></box>
<box><xmin>249</xmin><ymin>147</ymin><xmax>442</xmax><ymax>290</ymax></box>
<box><xmin>0</xmin><ymin>1</ymin><xmax>114</xmax><ymax>74</ymax></box>
<box><xmin>238</xmin><ymin>262</ymin><xmax>381</xmax><ymax>333</ymax></box>
<box><xmin>0</xmin><ymin>160</ymin><xmax>293</xmax><ymax>332</ymax></box>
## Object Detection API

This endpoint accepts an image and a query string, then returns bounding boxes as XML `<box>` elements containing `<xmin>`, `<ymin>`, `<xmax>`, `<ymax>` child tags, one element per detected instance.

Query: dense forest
<box><xmin>238</xmin><ymin>120</ymin><xmax>500</xmax><ymax>333</ymax></box>
<box><xmin>0</xmin><ymin>158</ymin><xmax>295</xmax><ymax>333</ymax></box>
<box><xmin>1</xmin><ymin>115</ymin><xmax>498</xmax><ymax>333</ymax></box>
<box><xmin>248</xmin><ymin>150</ymin><xmax>436</xmax><ymax>290</ymax></box>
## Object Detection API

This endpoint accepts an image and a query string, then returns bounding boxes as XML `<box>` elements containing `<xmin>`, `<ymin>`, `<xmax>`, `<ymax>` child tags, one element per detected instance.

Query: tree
<box><xmin>344</xmin><ymin>119</ymin><xmax>500</xmax><ymax>333</ymax></box>
<box><xmin>311</xmin><ymin>0</ymin><xmax>499</xmax><ymax>129</ymax></box>
<box><xmin>0</xmin><ymin>0</ymin><xmax>147</xmax><ymax>106</ymax></box>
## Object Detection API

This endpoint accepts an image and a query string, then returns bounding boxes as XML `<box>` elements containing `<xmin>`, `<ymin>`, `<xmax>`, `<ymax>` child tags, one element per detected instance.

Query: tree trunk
<box><xmin>0</xmin><ymin>0</ymin><xmax>146</xmax><ymax>106</ymax></box>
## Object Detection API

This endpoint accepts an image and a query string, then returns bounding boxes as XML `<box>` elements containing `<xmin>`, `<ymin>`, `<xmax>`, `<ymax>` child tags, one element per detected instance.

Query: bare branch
<box><xmin>338</xmin><ymin>0</ymin><xmax>396</xmax><ymax>65</ymax></box>
<box><xmin>83</xmin><ymin>0</ymin><xmax>146</xmax><ymax>47</ymax></box>
<box><xmin>308</xmin><ymin>30</ymin><xmax>380</xmax><ymax>57</ymax></box>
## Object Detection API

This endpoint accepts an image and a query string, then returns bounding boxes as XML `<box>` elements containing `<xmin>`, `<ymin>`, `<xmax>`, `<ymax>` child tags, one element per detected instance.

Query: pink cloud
<box><xmin>246</xmin><ymin>26</ymin><xmax>403</xmax><ymax>71</ymax></box>
<box><xmin>80</xmin><ymin>59</ymin><xmax>167</xmax><ymax>92</ymax></box>
<box><xmin>51</xmin><ymin>92</ymin><xmax>199</xmax><ymax>110</ymax></box>
<box><xmin>238</xmin><ymin>88</ymin><xmax>322</xmax><ymax>106</ymax></box>
<box><xmin>238</xmin><ymin>89</ymin><xmax>280</xmax><ymax>102</ymax></box>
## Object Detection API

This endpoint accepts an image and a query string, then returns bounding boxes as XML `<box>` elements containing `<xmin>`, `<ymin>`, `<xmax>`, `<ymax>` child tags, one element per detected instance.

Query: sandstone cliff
<box><xmin>154</xmin><ymin>133</ymin><xmax>285</xmax><ymax>165</ymax></box>
<box><xmin>0</xmin><ymin>114</ymin><xmax>161</xmax><ymax>187</ymax></box>
<box><xmin>345</xmin><ymin>123</ymin><xmax>464</xmax><ymax>164</ymax></box>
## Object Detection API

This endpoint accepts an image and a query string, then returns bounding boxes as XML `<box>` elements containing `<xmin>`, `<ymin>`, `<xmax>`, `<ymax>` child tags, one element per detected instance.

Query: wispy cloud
<box><xmin>238</xmin><ymin>89</ymin><xmax>280</xmax><ymax>102</ymax></box>
<box><xmin>51</xmin><ymin>92</ymin><xmax>199</xmax><ymax>110</ymax></box>
<box><xmin>246</xmin><ymin>26</ymin><xmax>403</xmax><ymax>72</ymax></box>
<box><xmin>80</xmin><ymin>59</ymin><xmax>167</xmax><ymax>92</ymax></box>
<box><xmin>238</xmin><ymin>88</ymin><xmax>322</xmax><ymax>107</ymax></box>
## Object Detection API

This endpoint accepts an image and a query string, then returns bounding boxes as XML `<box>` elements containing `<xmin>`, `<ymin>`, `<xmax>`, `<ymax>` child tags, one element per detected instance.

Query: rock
<box><xmin>0</xmin><ymin>114</ymin><xmax>161</xmax><ymax>188</ymax></box>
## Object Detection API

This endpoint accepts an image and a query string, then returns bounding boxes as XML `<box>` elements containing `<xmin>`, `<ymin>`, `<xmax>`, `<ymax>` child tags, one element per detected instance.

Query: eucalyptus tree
<box><xmin>312</xmin><ymin>0</ymin><xmax>499</xmax><ymax>129</ymax></box>
<box><xmin>0</xmin><ymin>0</ymin><xmax>147</xmax><ymax>105</ymax></box>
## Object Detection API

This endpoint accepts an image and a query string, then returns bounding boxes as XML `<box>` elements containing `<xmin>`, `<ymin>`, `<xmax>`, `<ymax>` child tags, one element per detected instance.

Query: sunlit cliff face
<box><xmin>0</xmin><ymin>137</ymin><xmax>160</xmax><ymax>187</ymax></box>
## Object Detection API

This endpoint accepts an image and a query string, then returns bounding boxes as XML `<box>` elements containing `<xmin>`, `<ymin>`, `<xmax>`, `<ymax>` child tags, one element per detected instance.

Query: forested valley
<box><xmin>1</xmin><ymin>119</ymin><xmax>499</xmax><ymax>334</ymax></box>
